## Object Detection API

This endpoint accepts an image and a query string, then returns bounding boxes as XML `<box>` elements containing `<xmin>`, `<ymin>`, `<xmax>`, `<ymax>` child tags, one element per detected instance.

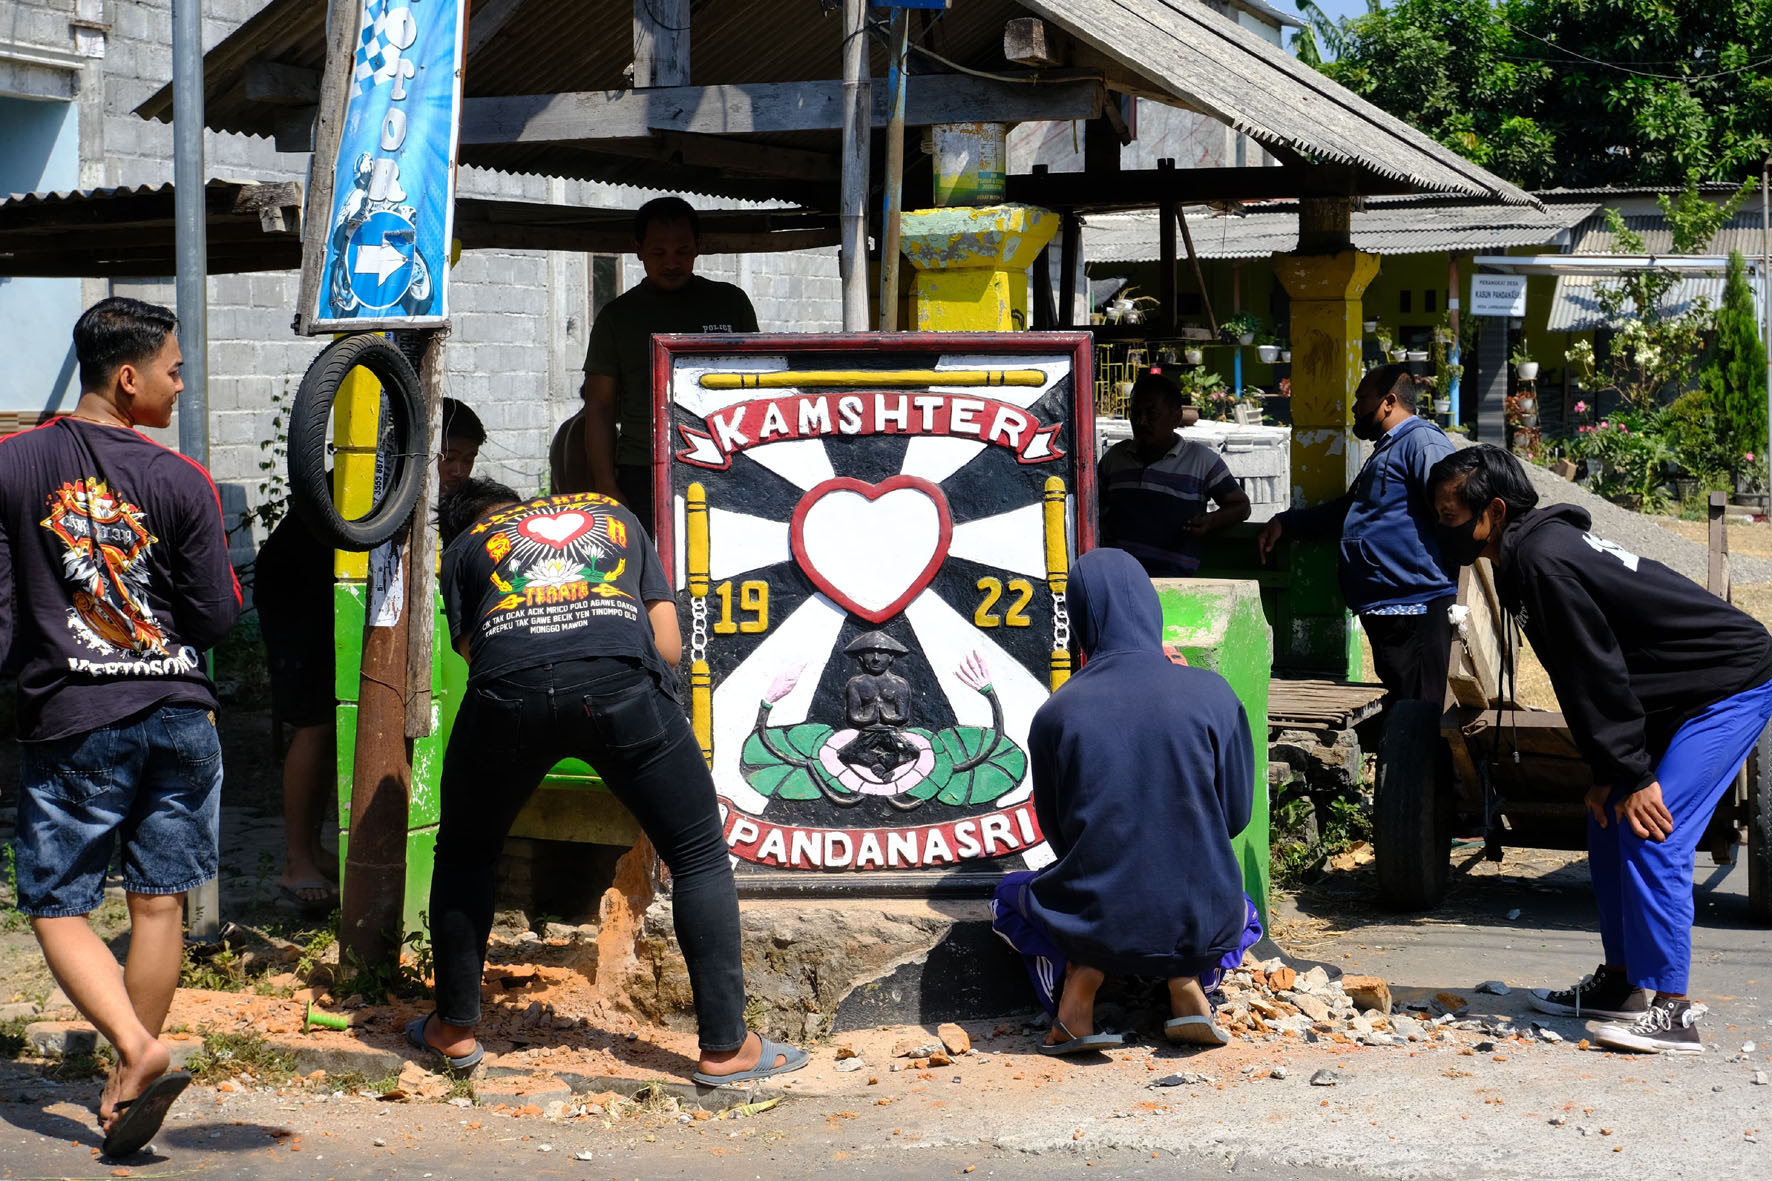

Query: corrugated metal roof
<box><xmin>1568</xmin><ymin>209</ymin><xmax>1770</xmax><ymax>258</ymax></box>
<box><xmin>1547</xmin><ymin>275</ymin><xmax>1725</xmax><ymax>332</ymax></box>
<box><xmin>1023</xmin><ymin>0</ymin><xmax>1534</xmax><ymax>205</ymax></box>
<box><xmin>1084</xmin><ymin>197</ymin><xmax>1594</xmax><ymax>262</ymax></box>
<box><xmin>136</xmin><ymin>0</ymin><xmax>1529</xmax><ymax>208</ymax></box>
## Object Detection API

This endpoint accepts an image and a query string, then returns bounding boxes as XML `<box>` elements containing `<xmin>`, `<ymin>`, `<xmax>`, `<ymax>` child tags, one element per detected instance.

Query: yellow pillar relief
<box><xmin>1273</xmin><ymin>251</ymin><xmax>1380</xmax><ymax>507</ymax></box>
<box><xmin>898</xmin><ymin>204</ymin><xmax>1058</xmax><ymax>332</ymax></box>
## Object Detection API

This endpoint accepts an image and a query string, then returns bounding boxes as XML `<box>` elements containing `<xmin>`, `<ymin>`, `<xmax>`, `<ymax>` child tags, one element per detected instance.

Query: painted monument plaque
<box><xmin>653</xmin><ymin>333</ymin><xmax>1095</xmax><ymax>891</ymax></box>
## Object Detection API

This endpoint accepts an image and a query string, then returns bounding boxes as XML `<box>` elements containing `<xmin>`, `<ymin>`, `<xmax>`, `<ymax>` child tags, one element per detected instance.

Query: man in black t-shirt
<box><xmin>0</xmin><ymin>297</ymin><xmax>241</xmax><ymax>1155</ymax></box>
<box><xmin>408</xmin><ymin>478</ymin><xmax>807</xmax><ymax>1086</ymax></box>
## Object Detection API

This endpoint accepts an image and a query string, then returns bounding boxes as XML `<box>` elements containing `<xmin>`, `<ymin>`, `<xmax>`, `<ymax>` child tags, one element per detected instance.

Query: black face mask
<box><xmin>1436</xmin><ymin>513</ymin><xmax>1488</xmax><ymax>567</ymax></box>
<box><xmin>1351</xmin><ymin>405</ymin><xmax>1384</xmax><ymax>442</ymax></box>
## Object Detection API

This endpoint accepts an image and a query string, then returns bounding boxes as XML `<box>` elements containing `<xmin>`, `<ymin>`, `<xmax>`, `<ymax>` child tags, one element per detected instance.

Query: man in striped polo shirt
<box><xmin>1098</xmin><ymin>373</ymin><xmax>1251</xmax><ymax>577</ymax></box>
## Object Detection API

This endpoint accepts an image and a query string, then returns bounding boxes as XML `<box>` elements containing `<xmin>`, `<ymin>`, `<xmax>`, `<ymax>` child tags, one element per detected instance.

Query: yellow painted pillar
<box><xmin>898</xmin><ymin>204</ymin><xmax>1057</xmax><ymax>331</ymax></box>
<box><xmin>1273</xmin><ymin>249</ymin><xmax>1380</xmax><ymax>675</ymax></box>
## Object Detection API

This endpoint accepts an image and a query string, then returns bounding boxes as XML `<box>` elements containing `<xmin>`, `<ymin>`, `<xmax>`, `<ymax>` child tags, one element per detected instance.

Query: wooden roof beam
<box><xmin>1006</xmin><ymin>163</ymin><xmax>1416</xmax><ymax>212</ymax></box>
<box><xmin>458</xmin><ymin>75</ymin><xmax>1103</xmax><ymax>144</ymax></box>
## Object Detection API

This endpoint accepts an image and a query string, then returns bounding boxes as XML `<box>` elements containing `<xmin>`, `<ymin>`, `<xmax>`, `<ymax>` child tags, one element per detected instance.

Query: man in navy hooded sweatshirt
<box><xmin>992</xmin><ymin>548</ymin><xmax>1260</xmax><ymax>1052</ymax></box>
<box><xmin>1257</xmin><ymin>364</ymin><xmax>1457</xmax><ymax>700</ymax></box>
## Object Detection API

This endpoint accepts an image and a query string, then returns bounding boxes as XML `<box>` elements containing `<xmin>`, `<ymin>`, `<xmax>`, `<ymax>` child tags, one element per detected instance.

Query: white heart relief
<box><xmin>519</xmin><ymin>511</ymin><xmax>590</xmax><ymax>547</ymax></box>
<box><xmin>792</xmin><ymin>478</ymin><xmax>951</xmax><ymax>622</ymax></box>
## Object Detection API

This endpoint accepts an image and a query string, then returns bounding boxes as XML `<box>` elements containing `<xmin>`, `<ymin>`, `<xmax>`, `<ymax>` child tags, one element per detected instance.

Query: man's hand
<box><xmin>1616</xmin><ymin>781</ymin><xmax>1675</xmax><ymax>842</ymax></box>
<box><xmin>1584</xmin><ymin>783</ymin><xmax>1611</xmax><ymax>828</ymax></box>
<box><xmin>1256</xmin><ymin>518</ymin><xmax>1285</xmax><ymax>564</ymax></box>
<box><xmin>1180</xmin><ymin>513</ymin><xmax>1212</xmax><ymax>537</ymax></box>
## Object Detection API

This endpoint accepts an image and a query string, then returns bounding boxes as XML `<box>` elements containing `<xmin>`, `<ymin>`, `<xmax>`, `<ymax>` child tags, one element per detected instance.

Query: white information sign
<box><xmin>1470</xmin><ymin>273</ymin><xmax>1528</xmax><ymax>317</ymax></box>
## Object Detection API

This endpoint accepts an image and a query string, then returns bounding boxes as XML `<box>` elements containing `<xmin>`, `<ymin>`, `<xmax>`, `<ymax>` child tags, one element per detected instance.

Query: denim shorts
<box><xmin>14</xmin><ymin>701</ymin><xmax>223</xmax><ymax>917</ymax></box>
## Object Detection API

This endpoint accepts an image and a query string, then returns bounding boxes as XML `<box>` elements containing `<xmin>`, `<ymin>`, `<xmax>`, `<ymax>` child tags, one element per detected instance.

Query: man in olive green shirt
<box><xmin>552</xmin><ymin>196</ymin><xmax>758</xmax><ymax>529</ymax></box>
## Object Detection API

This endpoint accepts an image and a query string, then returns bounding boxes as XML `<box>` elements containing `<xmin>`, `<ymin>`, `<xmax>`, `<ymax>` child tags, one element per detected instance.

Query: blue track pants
<box><xmin>1589</xmin><ymin>677</ymin><xmax>1772</xmax><ymax>995</ymax></box>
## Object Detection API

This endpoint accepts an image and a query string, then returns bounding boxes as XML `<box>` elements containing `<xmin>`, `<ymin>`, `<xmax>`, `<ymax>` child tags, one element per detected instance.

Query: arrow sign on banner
<box><xmin>354</xmin><ymin>242</ymin><xmax>411</xmax><ymax>284</ymax></box>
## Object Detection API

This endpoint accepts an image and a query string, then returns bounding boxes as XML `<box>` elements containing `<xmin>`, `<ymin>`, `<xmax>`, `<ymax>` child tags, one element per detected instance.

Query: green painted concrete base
<box><xmin>1153</xmin><ymin>578</ymin><xmax>1273</xmax><ymax>927</ymax></box>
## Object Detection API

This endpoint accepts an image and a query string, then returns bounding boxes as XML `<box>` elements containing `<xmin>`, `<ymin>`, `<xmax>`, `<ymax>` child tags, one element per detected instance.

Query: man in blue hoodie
<box><xmin>1256</xmin><ymin>364</ymin><xmax>1457</xmax><ymax>700</ymax></box>
<box><xmin>990</xmin><ymin>548</ymin><xmax>1261</xmax><ymax>1054</ymax></box>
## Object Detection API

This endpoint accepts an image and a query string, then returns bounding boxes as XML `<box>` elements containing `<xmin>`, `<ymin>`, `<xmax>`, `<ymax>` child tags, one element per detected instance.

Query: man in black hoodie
<box><xmin>1428</xmin><ymin>445</ymin><xmax>1772</xmax><ymax>1054</ymax></box>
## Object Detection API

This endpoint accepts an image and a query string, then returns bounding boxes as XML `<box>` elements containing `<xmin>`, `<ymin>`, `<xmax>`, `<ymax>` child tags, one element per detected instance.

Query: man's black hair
<box><xmin>440</xmin><ymin>397</ymin><xmax>486</xmax><ymax>446</ymax></box>
<box><xmin>74</xmin><ymin>296</ymin><xmax>178</xmax><ymax>390</ymax></box>
<box><xmin>1362</xmin><ymin>362</ymin><xmax>1425</xmax><ymax>413</ymax></box>
<box><xmin>1428</xmin><ymin>444</ymin><xmax>1541</xmax><ymax>516</ymax></box>
<box><xmin>1131</xmin><ymin>371</ymin><xmax>1186</xmax><ymax>408</ymax></box>
<box><xmin>634</xmin><ymin>196</ymin><xmax>700</xmax><ymax>243</ymax></box>
<box><xmin>439</xmin><ymin>476</ymin><xmax>521</xmax><ymax>546</ymax></box>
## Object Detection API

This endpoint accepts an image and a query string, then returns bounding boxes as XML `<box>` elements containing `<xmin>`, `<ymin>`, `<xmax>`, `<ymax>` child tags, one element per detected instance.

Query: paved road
<box><xmin>2</xmin><ymin>851</ymin><xmax>1765</xmax><ymax>1180</ymax></box>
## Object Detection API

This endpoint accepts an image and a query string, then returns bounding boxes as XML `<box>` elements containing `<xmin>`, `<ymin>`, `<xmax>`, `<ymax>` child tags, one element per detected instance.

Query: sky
<box><xmin>1286</xmin><ymin>0</ymin><xmax>1380</xmax><ymax>25</ymax></box>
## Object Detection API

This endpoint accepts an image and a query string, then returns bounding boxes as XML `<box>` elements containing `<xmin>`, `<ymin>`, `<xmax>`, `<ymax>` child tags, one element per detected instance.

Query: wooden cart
<box><xmin>1373</xmin><ymin>498</ymin><xmax>1772</xmax><ymax>918</ymax></box>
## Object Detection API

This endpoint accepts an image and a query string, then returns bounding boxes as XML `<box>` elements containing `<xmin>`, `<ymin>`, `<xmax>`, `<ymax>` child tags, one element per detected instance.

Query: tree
<box><xmin>1701</xmin><ymin>251</ymin><xmax>1771</xmax><ymax>481</ymax></box>
<box><xmin>1315</xmin><ymin>0</ymin><xmax>1772</xmax><ymax>189</ymax></box>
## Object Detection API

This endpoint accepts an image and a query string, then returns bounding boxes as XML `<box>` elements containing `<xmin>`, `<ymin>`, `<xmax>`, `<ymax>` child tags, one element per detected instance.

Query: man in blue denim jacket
<box><xmin>1256</xmin><ymin>364</ymin><xmax>1457</xmax><ymax>700</ymax></box>
<box><xmin>0</xmin><ymin>298</ymin><xmax>241</xmax><ymax>1156</ymax></box>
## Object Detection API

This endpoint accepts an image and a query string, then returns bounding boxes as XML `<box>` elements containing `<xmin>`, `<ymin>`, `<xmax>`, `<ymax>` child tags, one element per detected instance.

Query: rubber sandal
<box><xmin>277</xmin><ymin>881</ymin><xmax>339</xmax><ymax>916</ymax></box>
<box><xmin>692</xmin><ymin>1036</ymin><xmax>810</xmax><ymax>1086</ymax></box>
<box><xmin>1037</xmin><ymin>1019</ymin><xmax>1124</xmax><ymax>1056</ymax></box>
<box><xmin>101</xmin><ymin>1070</ymin><xmax>191</xmax><ymax>1158</ymax></box>
<box><xmin>404</xmin><ymin>1014</ymin><xmax>484</xmax><ymax>1074</ymax></box>
<box><xmin>1164</xmin><ymin>1016</ymin><xmax>1230</xmax><ymax>1046</ymax></box>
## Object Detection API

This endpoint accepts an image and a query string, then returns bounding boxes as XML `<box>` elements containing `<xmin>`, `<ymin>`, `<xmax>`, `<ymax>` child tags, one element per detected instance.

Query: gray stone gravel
<box><xmin>1475</xmin><ymin>443</ymin><xmax>1772</xmax><ymax>584</ymax></box>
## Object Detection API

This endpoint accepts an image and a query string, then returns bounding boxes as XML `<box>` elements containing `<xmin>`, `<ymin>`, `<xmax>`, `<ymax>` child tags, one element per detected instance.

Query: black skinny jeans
<box><xmin>430</xmin><ymin>658</ymin><xmax>746</xmax><ymax>1052</ymax></box>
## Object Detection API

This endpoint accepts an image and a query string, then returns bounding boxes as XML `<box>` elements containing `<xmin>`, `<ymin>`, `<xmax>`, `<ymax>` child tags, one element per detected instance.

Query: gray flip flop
<box><xmin>102</xmin><ymin>1070</ymin><xmax>191</xmax><ymax>1158</ymax></box>
<box><xmin>1164</xmin><ymin>1016</ymin><xmax>1230</xmax><ymax>1046</ymax></box>
<box><xmin>1037</xmin><ymin>1020</ymin><xmax>1125</xmax><ymax>1056</ymax></box>
<box><xmin>405</xmin><ymin>1014</ymin><xmax>484</xmax><ymax>1074</ymax></box>
<box><xmin>692</xmin><ymin>1036</ymin><xmax>810</xmax><ymax>1086</ymax></box>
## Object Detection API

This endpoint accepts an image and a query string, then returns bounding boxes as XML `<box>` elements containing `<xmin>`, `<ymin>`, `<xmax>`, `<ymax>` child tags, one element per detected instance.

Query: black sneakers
<box><xmin>1593</xmin><ymin>995</ymin><xmax>1707</xmax><ymax>1055</ymax></box>
<box><xmin>1528</xmin><ymin>963</ymin><xmax>1650</xmax><ymax>1021</ymax></box>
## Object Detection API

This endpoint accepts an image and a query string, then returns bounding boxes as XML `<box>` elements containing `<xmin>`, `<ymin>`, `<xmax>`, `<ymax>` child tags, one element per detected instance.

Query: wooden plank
<box><xmin>451</xmin><ymin>220</ymin><xmax>837</xmax><ymax>255</ymax></box>
<box><xmin>457</xmin><ymin>75</ymin><xmax>1102</xmax><ymax>144</ymax></box>
<box><xmin>1007</xmin><ymin>162</ymin><xmax>1412</xmax><ymax>213</ymax></box>
<box><xmin>1709</xmin><ymin>490</ymin><xmax>1730</xmax><ymax>600</ymax></box>
<box><xmin>1004</xmin><ymin>17</ymin><xmax>1058</xmax><ymax>67</ymax></box>
<box><xmin>633</xmin><ymin>0</ymin><xmax>690</xmax><ymax>88</ymax></box>
<box><xmin>294</xmin><ymin>0</ymin><xmax>363</xmax><ymax>334</ymax></box>
<box><xmin>586</xmin><ymin>130</ymin><xmax>839</xmax><ymax>181</ymax></box>
<box><xmin>243</xmin><ymin>57</ymin><xmax>320</xmax><ymax>106</ymax></box>
<box><xmin>465</xmin><ymin>0</ymin><xmax>533</xmax><ymax>62</ymax></box>
<box><xmin>404</xmin><ymin>328</ymin><xmax>447</xmax><ymax>738</ymax></box>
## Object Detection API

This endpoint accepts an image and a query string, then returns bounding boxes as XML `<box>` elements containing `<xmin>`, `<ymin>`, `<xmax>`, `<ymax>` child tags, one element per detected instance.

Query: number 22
<box><xmin>974</xmin><ymin>577</ymin><xmax>1033</xmax><ymax>628</ymax></box>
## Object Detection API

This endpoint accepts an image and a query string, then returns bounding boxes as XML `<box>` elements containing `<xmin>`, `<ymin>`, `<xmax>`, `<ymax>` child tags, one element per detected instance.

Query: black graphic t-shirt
<box><xmin>440</xmin><ymin>492</ymin><xmax>676</xmax><ymax>690</ymax></box>
<box><xmin>0</xmin><ymin>417</ymin><xmax>242</xmax><ymax>742</ymax></box>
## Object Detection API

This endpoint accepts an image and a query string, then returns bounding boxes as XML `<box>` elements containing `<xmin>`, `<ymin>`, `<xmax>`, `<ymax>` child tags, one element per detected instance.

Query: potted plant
<box><xmin>1389</xmin><ymin>345</ymin><xmax>1409</xmax><ymax>362</ymax></box>
<box><xmin>1362</xmin><ymin>316</ymin><xmax>1379</xmax><ymax>334</ymax></box>
<box><xmin>1374</xmin><ymin>325</ymin><xmax>1393</xmax><ymax>356</ymax></box>
<box><xmin>1255</xmin><ymin>333</ymin><xmax>1282</xmax><ymax>364</ymax></box>
<box><xmin>1221</xmin><ymin>311</ymin><xmax>1262</xmax><ymax>346</ymax></box>
<box><xmin>1512</xmin><ymin>341</ymin><xmax>1539</xmax><ymax>381</ymax></box>
<box><xmin>1279</xmin><ymin>348</ymin><xmax>1291</xmax><ymax>363</ymax></box>
<box><xmin>1184</xmin><ymin>346</ymin><xmax>1204</xmax><ymax>366</ymax></box>
<box><xmin>1405</xmin><ymin>347</ymin><xmax>1429</xmax><ymax>362</ymax></box>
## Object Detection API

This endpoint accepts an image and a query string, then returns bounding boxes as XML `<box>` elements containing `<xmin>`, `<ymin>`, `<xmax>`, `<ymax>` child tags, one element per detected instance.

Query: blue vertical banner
<box><xmin>310</xmin><ymin>0</ymin><xmax>465</xmax><ymax>329</ymax></box>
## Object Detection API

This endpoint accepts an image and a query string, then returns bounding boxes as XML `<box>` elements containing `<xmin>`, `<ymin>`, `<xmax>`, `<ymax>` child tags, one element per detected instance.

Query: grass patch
<box><xmin>2</xmin><ymin>846</ymin><xmax>30</xmax><ymax>933</ymax></box>
<box><xmin>0</xmin><ymin>1015</ymin><xmax>31</xmax><ymax>1059</ymax></box>
<box><xmin>180</xmin><ymin>939</ymin><xmax>248</xmax><ymax>992</ymax></box>
<box><xmin>333</xmin><ymin>919</ymin><xmax>432</xmax><ymax>1004</ymax></box>
<box><xmin>46</xmin><ymin>1048</ymin><xmax>111</xmax><ymax>1081</ymax></box>
<box><xmin>184</xmin><ymin>1030</ymin><xmax>298</xmax><ymax>1086</ymax></box>
<box><xmin>1270</xmin><ymin>793</ymin><xmax>1373</xmax><ymax>888</ymax></box>
<box><xmin>326</xmin><ymin>1069</ymin><xmax>402</xmax><ymax>1095</ymax></box>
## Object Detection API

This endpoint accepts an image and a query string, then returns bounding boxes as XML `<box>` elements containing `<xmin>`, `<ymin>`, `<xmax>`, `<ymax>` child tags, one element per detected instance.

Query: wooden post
<box><xmin>1158</xmin><ymin>162</ymin><xmax>1178</xmax><ymax>334</ymax></box>
<box><xmin>404</xmin><ymin>328</ymin><xmax>448</xmax><ymax>737</ymax></box>
<box><xmin>838</xmin><ymin>0</ymin><xmax>871</xmax><ymax>330</ymax></box>
<box><xmin>633</xmin><ymin>0</ymin><xmax>690</xmax><ymax>87</ymax></box>
<box><xmin>1176</xmin><ymin>204</ymin><xmax>1217</xmax><ymax>338</ymax></box>
<box><xmin>1709</xmin><ymin>490</ymin><xmax>1731</xmax><ymax>601</ymax></box>
<box><xmin>293</xmin><ymin>0</ymin><xmax>365</xmax><ymax>332</ymax></box>
<box><xmin>342</xmin><ymin>540</ymin><xmax>413</xmax><ymax>972</ymax></box>
<box><xmin>878</xmin><ymin>9</ymin><xmax>910</xmax><ymax>332</ymax></box>
<box><xmin>1058</xmin><ymin>212</ymin><xmax>1082</xmax><ymax>327</ymax></box>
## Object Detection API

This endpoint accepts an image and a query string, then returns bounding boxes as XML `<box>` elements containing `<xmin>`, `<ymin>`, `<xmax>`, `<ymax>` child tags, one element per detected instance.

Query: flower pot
<box><xmin>1237</xmin><ymin>332</ymin><xmax>1255</xmax><ymax>346</ymax></box>
<box><xmin>1362</xmin><ymin>320</ymin><xmax>1378</xmax><ymax>334</ymax></box>
<box><xmin>1514</xmin><ymin>396</ymin><xmax>1536</xmax><ymax>414</ymax></box>
<box><xmin>1180</xmin><ymin>407</ymin><xmax>1201</xmax><ymax>428</ymax></box>
<box><xmin>1256</xmin><ymin>344</ymin><xmax>1281</xmax><ymax>363</ymax></box>
<box><xmin>1406</xmin><ymin>350</ymin><xmax>1429</xmax><ymax>362</ymax></box>
<box><xmin>1184</xmin><ymin>348</ymin><xmax>1204</xmax><ymax>366</ymax></box>
<box><xmin>1516</xmin><ymin>361</ymin><xmax>1540</xmax><ymax>380</ymax></box>
<box><xmin>1279</xmin><ymin>349</ymin><xmax>1291</xmax><ymax>363</ymax></box>
<box><xmin>1388</xmin><ymin>349</ymin><xmax>1408</xmax><ymax>362</ymax></box>
<box><xmin>1432</xmin><ymin>399</ymin><xmax>1449</xmax><ymax>415</ymax></box>
<box><xmin>1110</xmin><ymin>298</ymin><xmax>1134</xmax><ymax>316</ymax></box>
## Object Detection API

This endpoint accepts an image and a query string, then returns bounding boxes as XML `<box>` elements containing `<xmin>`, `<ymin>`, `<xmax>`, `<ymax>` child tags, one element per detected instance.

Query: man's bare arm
<box><xmin>581</xmin><ymin>373</ymin><xmax>623</xmax><ymax>501</ymax></box>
